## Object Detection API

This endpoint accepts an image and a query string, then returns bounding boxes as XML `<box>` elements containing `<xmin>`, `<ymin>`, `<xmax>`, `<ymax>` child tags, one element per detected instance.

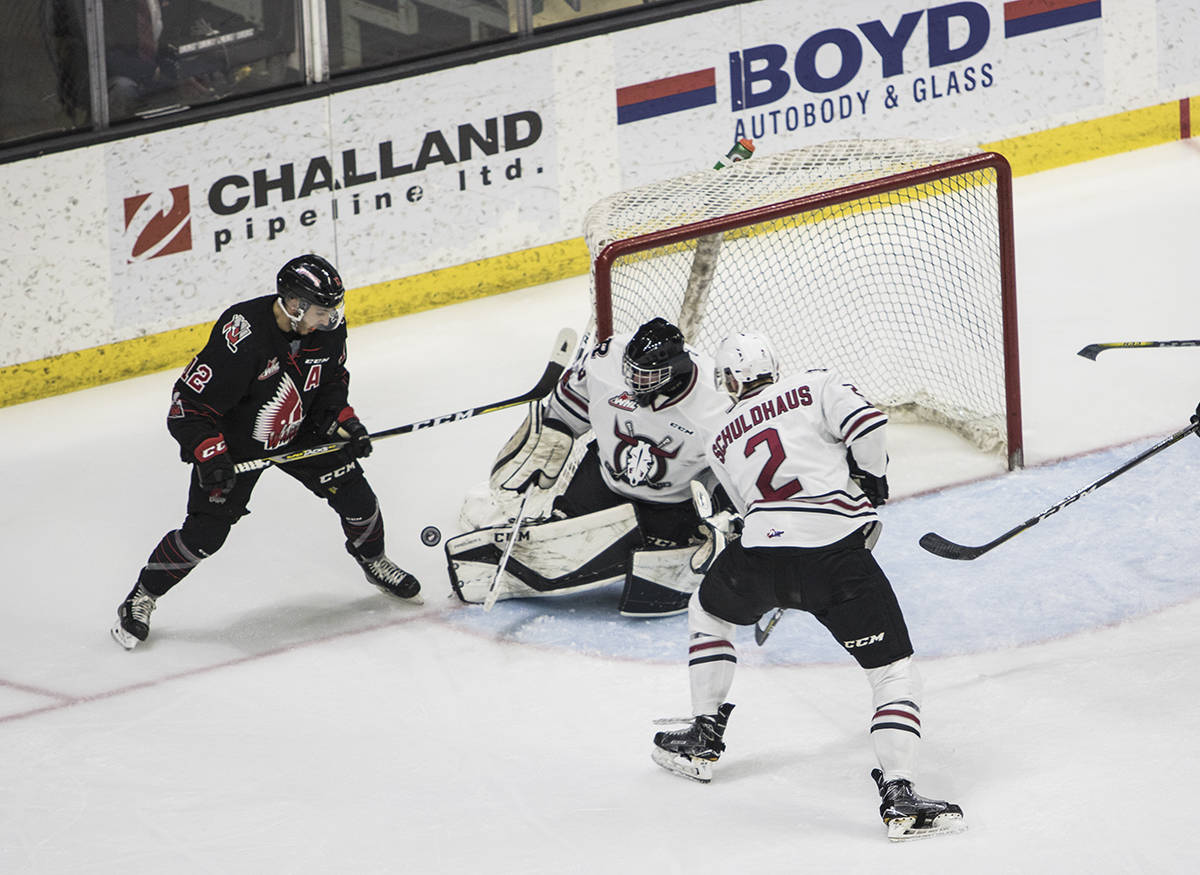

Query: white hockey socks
<box><xmin>865</xmin><ymin>656</ymin><xmax>923</xmax><ymax>783</ymax></box>
<box><xmin>687</xmin><ymin>592</ymin><xmax>739</xmax><ymax>716</ymax></box>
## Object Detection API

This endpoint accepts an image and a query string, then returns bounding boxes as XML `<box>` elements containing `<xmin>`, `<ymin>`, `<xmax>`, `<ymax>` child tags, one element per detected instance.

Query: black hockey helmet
<box><xmin>276</xmin><ymin>254</ymin><xmax>344</xmax><ymax>331</ymax></box>
<box><xmin>622</xmin><ymin>317</ymin><xmax>693</xmax><ymax>404</ymax></box>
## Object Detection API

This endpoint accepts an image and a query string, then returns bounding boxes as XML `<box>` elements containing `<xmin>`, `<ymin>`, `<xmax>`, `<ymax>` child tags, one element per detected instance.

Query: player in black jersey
<box><xmin>111</xmin><ymin>254</ymin><xmax>421</xmax><ymax>650</ymax></box>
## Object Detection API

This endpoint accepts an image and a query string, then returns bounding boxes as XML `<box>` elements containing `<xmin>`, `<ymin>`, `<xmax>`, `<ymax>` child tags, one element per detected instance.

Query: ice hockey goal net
<box><xmin>584</xmin><ymin>139</ymin><xmax>1022</xmax><ymax>469</ymax></box>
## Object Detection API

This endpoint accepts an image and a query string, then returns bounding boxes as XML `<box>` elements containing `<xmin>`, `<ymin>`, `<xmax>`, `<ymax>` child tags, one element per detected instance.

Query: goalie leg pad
<box><xmin>445</xmin><ymin>504</ymin><xmax>641</xmax><ymax>604</ymax></box>
<box><xmin>619</xmin><ymin>545</ymin><xmax>704</xmax><ymax>617</ymax></box>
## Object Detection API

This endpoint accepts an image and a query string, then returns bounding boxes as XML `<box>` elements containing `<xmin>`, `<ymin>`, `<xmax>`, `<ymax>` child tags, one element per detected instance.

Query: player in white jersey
<box><xmin>445</xmin><ymin>318</ymin><xmax>730</xmax><ymax>616</ymax></box>
<box><xmin>543</xmin><ymin>318</ymin><xmax>729</xmax><ymax>519</ymax></box>
<box><xmin>651</xmin><ymin>332</ymin><xmax>964</xmax><ymax>841</ymax></box>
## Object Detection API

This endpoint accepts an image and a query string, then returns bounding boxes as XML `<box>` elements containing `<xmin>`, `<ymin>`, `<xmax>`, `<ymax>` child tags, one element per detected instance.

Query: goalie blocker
<box><xmin>444</xmin><ymin>503</ymin><xmax>709</xmax><ymax>617</ymax></box>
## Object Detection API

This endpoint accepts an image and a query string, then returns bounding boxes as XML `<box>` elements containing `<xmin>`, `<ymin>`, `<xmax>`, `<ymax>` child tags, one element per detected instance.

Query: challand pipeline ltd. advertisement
<box><xmin>3</xmin><ymin>0</ymin><xmax>1198</xmax><ymax>372</ymax></box>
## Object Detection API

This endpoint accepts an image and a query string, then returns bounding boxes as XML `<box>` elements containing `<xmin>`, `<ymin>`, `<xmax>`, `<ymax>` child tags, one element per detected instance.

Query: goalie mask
<box><xmin>714</xmin><ymin>332</ymin><xmax>780</xmax><ymax>401</ymax></box>
<box><xmin>277</xmin><ymin>254</ymin><xmax>345</xmax><ymax>332</ymax></box>
<box><xmin>622</xmin><ymin>318</ymin><xmax>693</xmax><ymax>406</ymax></box>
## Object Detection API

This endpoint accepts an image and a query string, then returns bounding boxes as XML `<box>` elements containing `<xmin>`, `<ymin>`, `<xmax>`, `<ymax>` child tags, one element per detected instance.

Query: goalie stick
<box><xmin>483</xmin><ymin>489</ymin><xmax>532</xmax><ymax>612</ymax></box>
<box><xmin>1077</xmin><ymin>339</ymin><xmax>1200</xmax><ymax>360</ymax></box>
<box><xmin>920</xmin><ymin>421</ymin><xmax>1200</xmax><ymax>560</ymax></box>
<box><xmin>234</xmin><ymin>327</ymin><xmax>577</xmax><ymax>474</ymax></box>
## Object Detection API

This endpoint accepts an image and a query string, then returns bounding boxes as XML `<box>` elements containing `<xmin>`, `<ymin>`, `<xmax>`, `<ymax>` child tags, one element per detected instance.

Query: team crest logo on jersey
<box><xmin>252</xmin><ymin>373</ymin><xmax>304</xmax><ymax>450</ymax></box>
<box><xmin>222</xmin><ymin>314</ymin><xmax>252</xmax><ymax>352</ymax></box>
<box><xmin>607</xmin><ymin>421</ymin><xmax>680</xmax><ymax>488</ymax></box>
<box><xmin>257</xmin><ymin>357</ymin><xmax>280</xmax><ymax>381</ymax></box>
<box><xmin>608</xmin><ymin>392</ymin><xmax>638</xmax><ymax>412</ymax></box>
<box><xmin>168</xmin><ymin>390</ymin><xmax>184</xmax><ymax>419</ymax></box>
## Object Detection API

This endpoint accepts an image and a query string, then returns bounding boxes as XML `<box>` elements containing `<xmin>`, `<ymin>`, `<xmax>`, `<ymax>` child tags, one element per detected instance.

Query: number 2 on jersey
<box><xmin>745</xmin><ymin>427</ymin><xmax>801</xmax><ymax>501</ymax></box>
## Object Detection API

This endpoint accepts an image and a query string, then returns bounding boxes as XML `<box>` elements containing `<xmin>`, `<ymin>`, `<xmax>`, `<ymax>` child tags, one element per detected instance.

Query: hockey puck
<box><xmin>420</xmin><ymin>525</ymin><xmax>442</xmax><ymax>547</ymax></box>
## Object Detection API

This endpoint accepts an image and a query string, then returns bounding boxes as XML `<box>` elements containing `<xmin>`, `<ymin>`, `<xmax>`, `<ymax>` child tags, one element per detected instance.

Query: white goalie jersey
<box><xmin>544</xmin><ymin>334</ymin><xmax>729</xmax><ymax>505</ymax></box>
<box><xmin>706</xmin><ymin>368</ymin><xmax>889</xmax><ymax>548</ymax></box>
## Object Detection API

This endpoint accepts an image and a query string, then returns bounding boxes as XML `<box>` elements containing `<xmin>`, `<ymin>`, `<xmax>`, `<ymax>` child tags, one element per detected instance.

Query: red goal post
<box><xmin>586</xmin><ymin>140</ymin><xmax>1023</xmax><ymax>469</ymax></box>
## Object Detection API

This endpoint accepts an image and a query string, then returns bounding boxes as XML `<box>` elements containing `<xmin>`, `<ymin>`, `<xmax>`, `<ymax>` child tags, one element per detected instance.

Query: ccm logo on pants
<box><xmin>844</xmin><ymin>632</ymin><xmax>885</xmax><ymax>649</ymax></box>
<box><xmin>319</xmin><ymin>462</ymin><xmax>358</xmax><ymax>484</ymax></box>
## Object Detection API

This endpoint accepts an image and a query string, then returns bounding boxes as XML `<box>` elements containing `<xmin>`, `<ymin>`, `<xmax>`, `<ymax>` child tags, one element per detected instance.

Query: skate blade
<box><xmin>886</xmin><ymin>812</ymin><xmax>966</xmax><ymax>842</ymax></box>
<box><xmin>373</xmin><ymin>584</ymin><xmax>425</xmax><ymax>605</ymax></box>
<box><xmin>650</xmin><ymin>746</ymin><xmax>713</xmax><ymax>783</ymax></box>
<box><xmin>110</xmin><ymin>621</ymin><xmax>141</xmax><ymax>651</ymax></box>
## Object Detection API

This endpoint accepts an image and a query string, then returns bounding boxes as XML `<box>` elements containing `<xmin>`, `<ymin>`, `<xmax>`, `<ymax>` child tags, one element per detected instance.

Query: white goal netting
<box><xmin>584</xmin><ymin>139</ymin><xmax>1020</xmax><ymax>464</ymax></box>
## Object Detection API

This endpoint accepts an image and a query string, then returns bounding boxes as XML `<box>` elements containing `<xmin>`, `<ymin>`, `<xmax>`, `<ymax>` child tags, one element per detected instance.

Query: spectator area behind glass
<box><xmin>0</xmin><ymin>0</ymin><xmax>670</xmax><ymax>149</ymax></box>
<box><xmin>105</xmin><ymin>0</ymin><xmax>301</xmax><ymax>123</ymax></box>
<box><xmin>0</xmin><ymin>1</ymin><xmax>92</xmax><ymax>145</ymax></box>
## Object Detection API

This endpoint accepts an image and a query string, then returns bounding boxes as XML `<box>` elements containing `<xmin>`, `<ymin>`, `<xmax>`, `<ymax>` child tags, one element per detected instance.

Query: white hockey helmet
<box><xmin>714</xmin><ymin>332</ymin><xmax>780</xmax><ymax>400</ymax></box>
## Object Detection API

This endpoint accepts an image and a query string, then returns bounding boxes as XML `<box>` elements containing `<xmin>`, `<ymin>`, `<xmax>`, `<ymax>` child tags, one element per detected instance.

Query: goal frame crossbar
<box><xmin>592</xmin><ymin>152</ymin><xmax>1023</xmax><ymax>469</ymax></box>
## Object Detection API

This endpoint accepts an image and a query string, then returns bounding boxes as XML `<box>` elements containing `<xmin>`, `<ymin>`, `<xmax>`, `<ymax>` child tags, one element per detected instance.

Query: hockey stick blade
<box><xmin>234</xmin><ymin>327</ymin><xmax>577</xmax><ymax>474</ymax></box>
<box><xmin>919</xmin><ymin>421</ymin><xmax>1200</xmax><ymax>561</ymax></box>
<box><xmin>1077</xmin><ymin>339</ymin><xmax>1200</xmax><ymax>360</ymax></box>
<box><xmin>754</xmin><ymin>608</ymin><xmax>784</xmax><ymax>645</ymax></box>
<box><xmin>917</xmin><ymin>532</ymin><xmax>993</xmax><ymax>561</ymax></box>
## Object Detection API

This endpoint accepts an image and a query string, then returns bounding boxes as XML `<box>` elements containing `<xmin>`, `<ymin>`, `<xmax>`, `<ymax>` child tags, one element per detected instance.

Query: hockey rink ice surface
<box><xmin>3</xmin><ymin>141</ymin><xmax>1200</xmax><ymax>873</ymax></box>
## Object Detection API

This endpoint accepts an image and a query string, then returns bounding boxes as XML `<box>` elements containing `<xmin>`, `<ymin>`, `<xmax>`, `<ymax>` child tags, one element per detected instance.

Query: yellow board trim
<box><xmin>2</xmin><ymin>97</ymin><xmax>1195</xmax><ymax>409</ymax></box>
<box><xmin>0</xmin><ymin>238</ymin><xmax>590</xmax><ymax>409</ymax></box>
<box><xmin>983</xmin><ymin>99</ymin><xmax>1187</xmax><ymax>176</ymax></box>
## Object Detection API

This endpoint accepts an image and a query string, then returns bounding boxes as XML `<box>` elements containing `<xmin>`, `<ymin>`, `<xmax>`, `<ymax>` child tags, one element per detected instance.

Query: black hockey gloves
<box><xmin>853</xmin><ymin>471</ymin><xmax>889</xmax><ymax>507</ymax></box>
<box><xmin>319</xmin><ymin>406</ymin><xmax>373</xmax><ymax>458</ymax></box>
<box><xmin>1192</xmin><ymin>402</ymin><xmax>1200</xmax><ymax>436</ymax></box>
<box><xmin>847</xmin><ymin>449</ymin><xmax>888</xmax><ymax>507</ymax></box>
<box><xmin>193</xmin><ymin>435</ymin><xmax>236</xmax><ymax>497</ymax></box>
<box><xmin>339</xmin><ymin>415</ymin><xmax>373</xmax><ymax>458</ymax></box>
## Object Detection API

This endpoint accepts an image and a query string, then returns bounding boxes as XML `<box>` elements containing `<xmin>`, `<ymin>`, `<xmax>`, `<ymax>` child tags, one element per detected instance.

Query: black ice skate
<box><xmin>111</xmin><ymin>583</ymin><xmax>157</xmax><ymax>651</ymax></box>
<box><xmin>358</xmin><ymin>554</ymin><xmax>423</xmax><ymax>604</ymax></box>
<box><xmin>651</xmin><ymin>703</ymin><xmax>734</xmax><ymax>783</ymax></box>
<box><xmin>871</xmin><ymin>768</ymin><xmax>965</xmax><ymax>841</ymax></box>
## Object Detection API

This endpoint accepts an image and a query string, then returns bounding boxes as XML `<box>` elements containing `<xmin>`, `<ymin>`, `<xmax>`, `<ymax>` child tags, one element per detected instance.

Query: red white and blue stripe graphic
<box><xmin>616</xmin><ymin>68</ymin><xmax>717</xmax><ymax>125</ymax></box>
<box><xmin>1004</xmin><ymin>0</ymin><xmax>1101</xmax><ymax>38</ymax></box>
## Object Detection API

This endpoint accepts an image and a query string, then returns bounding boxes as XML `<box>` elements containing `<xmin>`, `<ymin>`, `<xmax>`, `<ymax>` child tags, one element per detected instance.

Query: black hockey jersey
<box><xmin>167</xmin><ymin>295</ymin><xmax>352</xmax><ymax>462</ymax></box>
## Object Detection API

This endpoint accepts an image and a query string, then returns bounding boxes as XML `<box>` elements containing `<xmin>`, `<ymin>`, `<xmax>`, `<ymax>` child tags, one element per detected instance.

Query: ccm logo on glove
<box><xmin>195</xmin><ymin>436</ymin><xmax>228</xmax><ymax>461</ymax></box>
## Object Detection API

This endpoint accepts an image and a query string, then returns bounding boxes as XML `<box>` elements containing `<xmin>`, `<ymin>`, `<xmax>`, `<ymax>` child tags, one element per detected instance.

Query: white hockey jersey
<box><xmin>544</xmin><ymin>334</ymin><xmax>729</xmax><ymax>505</ymax></box>
<box><xmin>705</xmin><ymin>368</ymin><xmax>889</xmax><ymax>548</ymax></box>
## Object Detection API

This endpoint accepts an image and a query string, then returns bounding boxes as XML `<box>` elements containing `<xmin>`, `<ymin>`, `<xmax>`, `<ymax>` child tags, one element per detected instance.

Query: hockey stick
<box><xmin>234</xmin><ymin>327</ymin><xmax>577</xmax><ymax>474</ymax></box>
<box><xmin>1077</xmin><ymin>339</ymin><xmax>1200</xmax><ymax>360</ymax></box>
<box><xmin>483</xmin><ymin>489</ymin><xmax>532</xmax><ymax>612</ymax></box>
<box><xmin>754</xmin><ymin>609</ymin><xmax>785</xmax><ymax>646</ymax></box>
<box><xmin>920</xmin><ymin>421</ymin><xmax>1200</xmax><ymax>560</ymax></box>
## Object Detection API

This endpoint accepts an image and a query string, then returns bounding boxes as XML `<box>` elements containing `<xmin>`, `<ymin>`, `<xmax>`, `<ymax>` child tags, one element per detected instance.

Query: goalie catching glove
<box><xmin>490</xmin><ymin>401</ymin><xmax>574</xmax><ymax>493</ymax></box>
